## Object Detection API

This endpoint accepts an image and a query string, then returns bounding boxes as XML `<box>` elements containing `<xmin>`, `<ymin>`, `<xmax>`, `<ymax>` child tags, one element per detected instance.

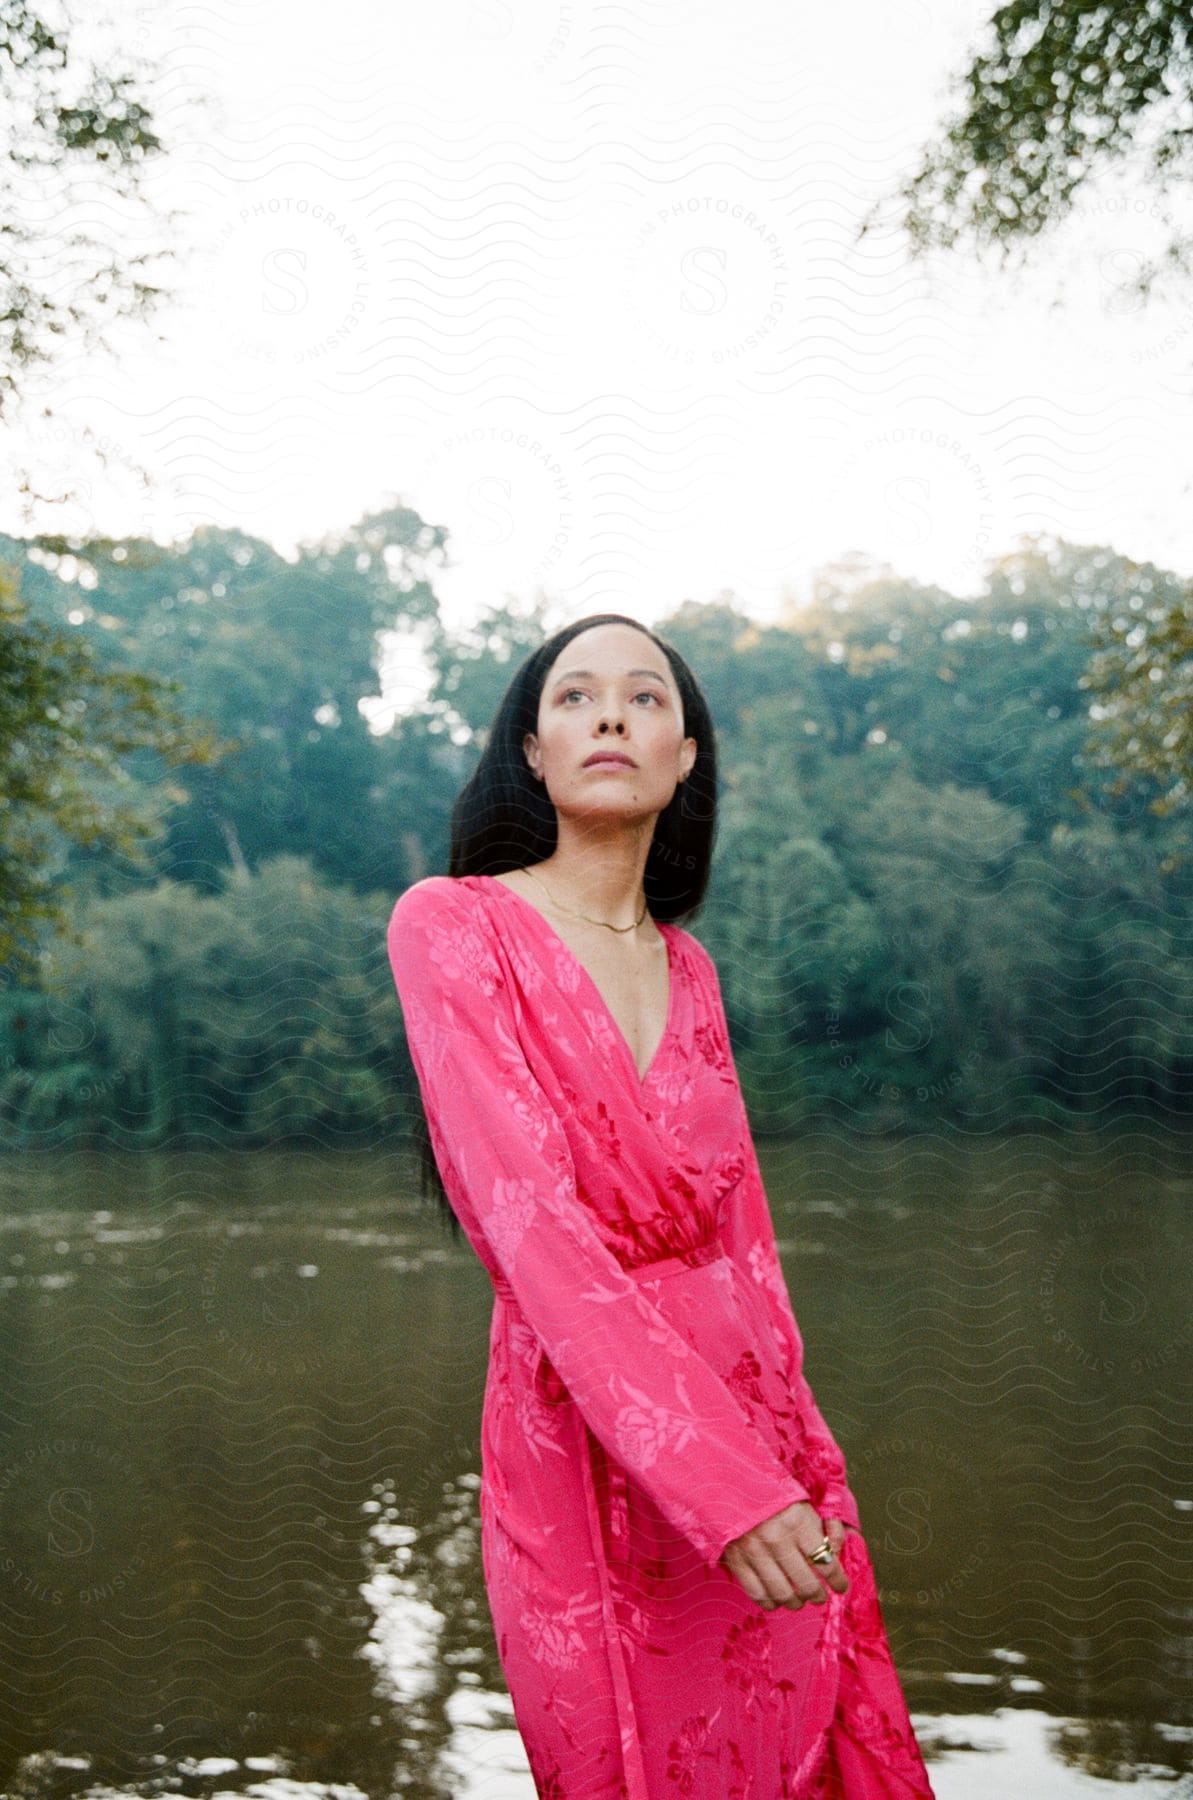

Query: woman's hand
<box><xmin>720</xmin><ymin>1501</ymin><xmax>851</xmax><ymax>1612</ymax></box>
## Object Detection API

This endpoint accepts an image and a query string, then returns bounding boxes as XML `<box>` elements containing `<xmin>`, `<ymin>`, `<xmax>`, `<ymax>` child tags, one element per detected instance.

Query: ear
<box><xmin>523</xmin><ymin>730</ymin><xmax>542</xmax><ymax>781</ymax></box>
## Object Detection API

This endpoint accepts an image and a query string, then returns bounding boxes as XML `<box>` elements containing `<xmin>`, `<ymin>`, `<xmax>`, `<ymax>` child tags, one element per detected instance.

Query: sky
<box><xmin>7</xmin><ymin>0</ymin><xmax>1193</xmax><ymax>716</ymax></box>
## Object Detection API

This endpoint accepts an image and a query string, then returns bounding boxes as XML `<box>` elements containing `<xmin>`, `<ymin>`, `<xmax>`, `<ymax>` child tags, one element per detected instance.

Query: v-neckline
<box><xmin>474</xmin><ymin>873</ymin><xmax>678</xmax><ymax>1088</ymax></box>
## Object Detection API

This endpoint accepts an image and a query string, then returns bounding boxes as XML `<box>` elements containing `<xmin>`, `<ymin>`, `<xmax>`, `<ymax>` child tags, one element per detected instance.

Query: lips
<box><xmin>583</xmin><ymin>753</ymin><xmax>636</xmax><ymax>768</ymax></box>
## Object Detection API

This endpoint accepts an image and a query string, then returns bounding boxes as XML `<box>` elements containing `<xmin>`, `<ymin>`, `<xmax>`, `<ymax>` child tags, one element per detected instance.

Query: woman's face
<box><xmin>525</xmin><ymin>623</ymin><xmax>698</xmax><ymax>822</ymax></box>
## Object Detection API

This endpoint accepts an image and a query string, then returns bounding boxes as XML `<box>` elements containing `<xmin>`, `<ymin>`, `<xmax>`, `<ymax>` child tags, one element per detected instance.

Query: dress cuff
<box><xmin>817</xmin><ymin>1485</ymin><xmax>862</xmax><ymax>1531</ymax></box>
<box><xmin>709</xmin><ymin>1476</ymin><xmax>815</xmax><ymax>1569</ymax></box>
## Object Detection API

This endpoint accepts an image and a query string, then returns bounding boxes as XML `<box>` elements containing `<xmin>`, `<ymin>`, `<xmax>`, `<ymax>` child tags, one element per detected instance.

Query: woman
<box><xmin>386</xmin><ymin>614</ymin><xmax>935</xmax><ymax>1798</ymax></box>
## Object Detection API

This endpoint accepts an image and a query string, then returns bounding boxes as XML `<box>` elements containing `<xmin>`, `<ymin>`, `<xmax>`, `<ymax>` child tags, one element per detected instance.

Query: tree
<box><xmin>6</xmin><ymin>504</ymin><xmax>453</xmax><ymax>895</ymax></box>
<box><xmin>0</xmin><ymin>561</ymin><xmax>232</xmax><ymax>979</ymax></box>
<box><xmin>1</xmin><ymin>0</ymin><xmax>185</xmax><ymax>509</ymax></box>
<box><xmin>1079</xmin><ymin>567</ymin><xmax>1193</xmax><ymax>816</ymax></box>
<box><xmin>879</xmin><ymin>0</ymin><xmax>1193</xmax><ymax>302</ymax></box>
<box><xmin>874</xmin><ymin>4</ymin><xmax>1193</xmax><ymax>811</ymax></box>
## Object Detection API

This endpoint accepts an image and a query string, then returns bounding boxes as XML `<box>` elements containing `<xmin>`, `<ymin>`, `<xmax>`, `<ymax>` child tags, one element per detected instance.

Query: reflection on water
<box><xmin>0</xmin><ymin>1135</ymin><xmax>1189</xmax><ymax>1797</ymax></box>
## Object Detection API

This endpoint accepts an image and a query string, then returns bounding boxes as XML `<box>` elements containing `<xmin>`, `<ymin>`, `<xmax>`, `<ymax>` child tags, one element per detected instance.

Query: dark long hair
<box><xmin>407</xmin><ymin>613</ymin><xmax>720</xmax><ymax>1236</ymax></box>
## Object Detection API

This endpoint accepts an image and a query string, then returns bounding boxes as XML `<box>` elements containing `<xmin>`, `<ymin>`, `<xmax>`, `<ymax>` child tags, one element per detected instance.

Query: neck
<box><xmin>531</xmin><ymin>823</ymin><xmax>654</xmax><ymax>929</ymax></box>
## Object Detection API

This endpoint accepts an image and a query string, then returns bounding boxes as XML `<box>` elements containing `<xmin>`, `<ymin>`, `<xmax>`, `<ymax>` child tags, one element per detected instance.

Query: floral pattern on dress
<box><xmin>486</xmin><ymin>1174</ymin><xmax>540</xmax><ymax>1265</ymax></box>
<box><xmin>611</xmin><ymin>1372</ymin><xmax>701</xmax><ymax>1467</ymax></box>
<box><xmin>388</xmin><ymin>874</ymin><xmax>935</xmax><ymax>1799</ymax></box>
<box><xmin>721</xmin><ymin>1610</ymin><xmax>776</xmax><ymax>1719</ymax></box>
<box><xmin>520</xmin><ymin>1592</ymin><xmax>604</xmax><ymax>1670</ymax></box>
<box><xmin>666</xmin><ymin>1710</ymin><xmax>722</xmax><ymax>1792</ymax></box>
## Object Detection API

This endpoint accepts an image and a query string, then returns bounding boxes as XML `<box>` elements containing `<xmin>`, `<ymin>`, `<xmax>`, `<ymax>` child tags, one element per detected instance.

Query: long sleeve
<box><xmin>696</xmin><ymin>939</ymin><xmax>864</xmax><ymax>1533</ymax></box>
<box><xmin>387</xmin><ymin>877</ymin><xmax>814</xmax><ymax>1569</ymax></box>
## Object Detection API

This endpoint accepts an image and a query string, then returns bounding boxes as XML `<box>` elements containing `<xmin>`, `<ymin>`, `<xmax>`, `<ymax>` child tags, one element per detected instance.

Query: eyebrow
<box><xmin>550</xmin><ymin>667</ymin><xmax>669</xmax><ymax>687</ymax></box>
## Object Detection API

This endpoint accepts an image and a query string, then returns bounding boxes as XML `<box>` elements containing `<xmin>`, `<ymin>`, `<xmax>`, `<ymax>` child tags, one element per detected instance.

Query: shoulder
<box><xmin>387</xmin><ymin>878</ymin><xmax>494</xmax><ymax>975</ymax></box>
<box><xmin>387</xmin><ymin>877</ymin><xmax>507</xmax><ymax>1001</ymax></box>
<box><xmin>388</xmin><ymin>875</ymin><xmax>479</xmax><ymax>937</ymax></box>
<box><xmin>670</xmin><ymin>923</ymin><xmax>720</xmax><ymax>987</ymax></box>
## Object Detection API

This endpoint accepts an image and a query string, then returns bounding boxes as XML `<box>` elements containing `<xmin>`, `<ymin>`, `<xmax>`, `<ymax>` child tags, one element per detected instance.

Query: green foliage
<box><xmin>3</xmin><ymin>519</ymin><xmax>1193</xmax><ymax>1150</ymax></box>
<box><xmin>874</xmin><ymin>7</ymin><xmax>1193</xmax><ymax>824</ymax></box>
<box><xmin>1079</xmin><ymin>563</ymin><xmax>1193</xmax><ymax>815</ymax></box>
<box><xmin>5</xmin><ymin>503</ymin><xmax>453</xmax><ymax>898</ymax></box>
<box><xmin>884</xmin><ymin>0</ymin><xmax>1193</xmax><ymax>296</ymax></box>
<box><xmin>669</xmin><ymin>540</ymin><xmax>1193</xmax><ymax>1131</ymax></box>
<box><xmin>0</xmin><ymin>856</ymin><xmax>403</xmax><ymax>1146</ymax></box>
<box><xmin>0</xmin><ymin>560</ymin><xmax>232</xmax><ymax>977</ymax></box>
<box><xmin>421</xmin><ymin>591</ymin><xmax>552</xmax><ymax>739</ymax></box>
<box><xmin>0</xmin><ymin>0</ymin><xmax>184</xmax><ymax>496</ymax></box>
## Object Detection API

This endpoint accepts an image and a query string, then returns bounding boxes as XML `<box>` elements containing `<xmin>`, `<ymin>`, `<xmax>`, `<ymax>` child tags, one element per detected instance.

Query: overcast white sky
<box><xmin>7</xmin><ymin>0</ymin><xmax>1193</xmax><ymax>713</ymax></box>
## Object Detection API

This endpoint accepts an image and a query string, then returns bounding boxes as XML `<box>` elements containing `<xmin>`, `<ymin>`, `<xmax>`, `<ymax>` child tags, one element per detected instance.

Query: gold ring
<box><xmin>806</xmin><ymin>1536</ymin><xmax>835</xmax><ymax>1567</ymax></box>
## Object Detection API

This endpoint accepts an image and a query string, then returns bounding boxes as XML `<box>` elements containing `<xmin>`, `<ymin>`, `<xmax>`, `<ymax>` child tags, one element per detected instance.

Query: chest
<box><xmin>549</xmin><ymin>921</ymin><xmax>671</xmax><ymax>1080</ymax></box>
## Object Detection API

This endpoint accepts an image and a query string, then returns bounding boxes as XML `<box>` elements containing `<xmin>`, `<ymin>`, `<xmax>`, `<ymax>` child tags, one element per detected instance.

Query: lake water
<box><xmin>0</xmin><ymin>1131</ymin><xmax>1190</xmax><ymax>1798</ymax></box>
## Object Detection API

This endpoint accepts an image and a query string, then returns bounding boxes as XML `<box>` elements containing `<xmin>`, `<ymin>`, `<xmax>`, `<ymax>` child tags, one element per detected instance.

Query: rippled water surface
<box><xmin>0</xmin><ymin>1133</ymin><xmax>1189</xmax><ymax>1797</ymax></box>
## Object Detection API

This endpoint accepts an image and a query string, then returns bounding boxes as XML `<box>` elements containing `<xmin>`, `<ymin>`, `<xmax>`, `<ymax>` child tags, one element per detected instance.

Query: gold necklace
<box><xmin>523</xmin><ymin>866</ymin><xmax>648</xmax><ymax>933</ymax></box>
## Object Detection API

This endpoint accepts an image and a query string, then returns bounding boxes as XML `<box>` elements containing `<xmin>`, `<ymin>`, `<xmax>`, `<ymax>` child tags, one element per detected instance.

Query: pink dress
<box><xmin>387</xmin><ymin>874</ymin><xmax>935</xmax><ymax>1799</ymax></box>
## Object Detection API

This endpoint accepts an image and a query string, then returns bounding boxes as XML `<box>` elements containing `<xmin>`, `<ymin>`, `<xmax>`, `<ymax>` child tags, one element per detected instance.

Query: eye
<box><xmin>558</xmin><ymin>686</ymin><xmax>665</xmax><ymax>705</ymax></box>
